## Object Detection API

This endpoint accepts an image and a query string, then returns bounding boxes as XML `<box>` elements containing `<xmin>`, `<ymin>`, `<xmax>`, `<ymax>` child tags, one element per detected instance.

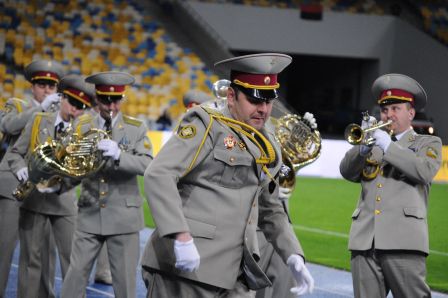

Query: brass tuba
<box><xmin>13</xmin><ymin>124</ymin><xmax>110</xmax><ymax>201</ymax></box>
<box><xmin>274</xmin><ymin>114</ymin><xmax>322</xmax><ymax>190</ymax></box>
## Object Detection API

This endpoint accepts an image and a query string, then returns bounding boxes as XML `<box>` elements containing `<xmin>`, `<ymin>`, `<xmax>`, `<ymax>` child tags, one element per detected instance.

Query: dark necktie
<box><xmin>55</xmin><ymin>122</ymin><xmax>64</xmax><ymax>138</ymax></box>
<box><xmin>391</xmin><ymin>135</ymin><xmax>397</xmax><ymax>142</ymax></box>
<box><xmin>104</xmin><ymin>118</ymin><xmax>112</xmax><ymax>132</ymax></box>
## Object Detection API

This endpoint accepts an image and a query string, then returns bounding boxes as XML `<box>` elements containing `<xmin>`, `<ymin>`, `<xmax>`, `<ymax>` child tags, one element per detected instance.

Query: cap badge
<box><xmin>264</xmin><ymin>76</ymin><xmax>271</xmax><ymax>85</ymax></box>
<box><xmin>387</xmin><ymin>90</ymin><xmax>392</xmax><ymax>96</ymax></box>
<box><xmin>46</xmin><ymin>73</ymin><xmax>50</xmax><ymax>77</ymax></box>
<box><xmin>110</xmin><ymin>86</ymin><xmax>115</xmax><ymax>92</ymax></box>
<box><xmin>80</xmin><ymin>92</ymin><xmax>84</xmax><ymax>97</ymax></box>
<box><xmin>224</xmin><ymin>135</ymin><xmax>237</xmax><ymax>150</ymax></box>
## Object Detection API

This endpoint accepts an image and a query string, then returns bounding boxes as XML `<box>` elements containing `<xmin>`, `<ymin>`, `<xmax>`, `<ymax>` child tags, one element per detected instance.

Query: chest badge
<box><xmin>224</xmin><ymin>135</ymin><xmax>237</xmax><ymax>150</ymax></box>
<box><xmin>238</xmin><ymin>141</ymin><xmax>247</xmax><ymax>151</ymax></box>
<box><xmin>118</xmin><ymin>136</ymin><xmax>130</xmax><ymax>151</ymax></box>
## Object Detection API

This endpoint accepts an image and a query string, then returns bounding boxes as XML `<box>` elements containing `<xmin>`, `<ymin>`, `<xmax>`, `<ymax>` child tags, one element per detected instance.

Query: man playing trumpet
<box><xmin>340</xmin><ymin>74</ymin><xmax>442</xmax><ymax>297</ymax></box>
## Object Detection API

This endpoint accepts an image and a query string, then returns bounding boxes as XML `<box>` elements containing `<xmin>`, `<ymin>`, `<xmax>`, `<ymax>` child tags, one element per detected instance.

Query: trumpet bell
<box><xmin>344</xmin><ymin>123</ymin><xmax>364</xmax><ymax>145</ymax></box>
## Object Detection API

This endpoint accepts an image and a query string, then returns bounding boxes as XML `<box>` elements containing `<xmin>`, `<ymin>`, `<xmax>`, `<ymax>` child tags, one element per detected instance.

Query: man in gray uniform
<box><xmin>8</xmin><ymin>74</ymin><xmax>94</xmax><ymax>298</ymax></box>
<box><xmin>141</xmin><ymin>53</ymin><xmax>314</xmax><ymax>297</ymax></box>
<box><xmin>340</xmin><ymin>74</ymin><xmax>442</xmax><ymax>297</ymax></box>
<box><xmin>0</xmin><ymin>60</ymin><xmax>64</xmax><ymax>298</ymax></box>
<box><xmin>61</xmin><ymin>71</ymin><xmax>153</xmax><ymax>298</ymax></box>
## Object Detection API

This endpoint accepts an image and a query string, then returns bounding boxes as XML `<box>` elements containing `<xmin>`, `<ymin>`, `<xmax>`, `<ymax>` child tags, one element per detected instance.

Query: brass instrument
<box><xmin>344</xmin><ymin>120</ymin><xmax>392</xmax><ymax>145</ymax></box>
<box><xmin>212</xmin><ymin>79</ymin><xmax>231</xmax><ymax>100</ymax></box>
<box><xmin>275</xmin><ymin>114</ymin><xmax>322</xmax><ymax>190</ymax></box>
<box><xmin>13</xmin><ymin>124</ymin><xmax>110</xmax><ymax>201</ymax></box>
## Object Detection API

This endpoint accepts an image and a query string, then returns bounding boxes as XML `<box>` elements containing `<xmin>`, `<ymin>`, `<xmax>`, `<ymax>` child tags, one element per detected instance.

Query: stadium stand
<box><xmin>0</xmin><ymin>0</ymin><xmax>218</xmax><ymax>130</ymax></box>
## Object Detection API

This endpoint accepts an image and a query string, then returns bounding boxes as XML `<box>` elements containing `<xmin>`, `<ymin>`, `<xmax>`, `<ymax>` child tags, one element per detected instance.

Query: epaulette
<box><xmin>30</xmin><ymin>112</ymin><xmax>50</xmax><ymax>152</ymax></box>
<box><xmin>202</xmin><ymin>106</ymin><xmax>223</xmax><ymax>117</ymax></box>
<box><xmin>123</xmin><ymin>115</ymin><xmax>142</xmax><ymax>127</ymax></box>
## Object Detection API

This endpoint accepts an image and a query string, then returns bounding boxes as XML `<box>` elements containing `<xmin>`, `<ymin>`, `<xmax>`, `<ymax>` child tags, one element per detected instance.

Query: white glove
<box><xmin>37</xmin><ymin>184</ymin><xmax>61</xmax><ymax>193</ymax></box>
<box><xmin>287</xmin><ymin>254</ymin><xmax>314</xmax><ymax>296</ymax></box>
<box><xmin>302</xmin><ymin>112</ymin><xmax>317</xmax><ymax>130</ymax></box>
<box><xmin>359</xmin><ymin>116</ymin><xmax>376</xmax><ymax>155</ymax></box>
<box><xmin>279</xmin><ymin>187</ymin><xmax>292</xmax><ymax>201</ymax></box>
<box><xmin>373</xmin><ymin>128</ymin><xmax>392</xmax><ymax>152</ymax></box>
<box><xmin>41</xmin><ymin>93</ymin><xmax>61</xmax><ymax>111</ymax></box>
<box><xmin>98</xmin><ymin>139</ymin><xmax>121</xmax><ymax>160</ymax></box>
<box><xmin>16</xmin><ymin>167</ymin><xmax>29</xmax><ymax>182</ymax></box>
<box><xmin>174</xmin><ymin>239</ymin><xmax>200</xmax><ymax>272</ymax></box>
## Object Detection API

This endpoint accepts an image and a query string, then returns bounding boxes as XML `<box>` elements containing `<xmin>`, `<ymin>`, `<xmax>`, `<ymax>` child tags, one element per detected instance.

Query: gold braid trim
<box><xmin>30</xmin><ymin>113</ymin><xmax>44</xmax><ymax>153</ymax></box>
<box><xmin>362</xmin><ymin>159</ymin><xmax>380</xmax><ymax>180</ymax></box>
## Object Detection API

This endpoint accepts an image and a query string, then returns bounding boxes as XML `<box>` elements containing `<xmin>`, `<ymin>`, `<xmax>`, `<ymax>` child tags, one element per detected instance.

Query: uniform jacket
<box><xmin>340</xmin><ymin>129</ymin><xmax>442</xmax><ymax>254</ymax></box>
<box><xmin>75</xmin><ymin>112</ymin><xmax>153</xmax><ymax>235</ymax></box>
<box><xmin>7</xmin><ymin>111</ymin><xmax>78</xmax><ymax>216</ymax></box>
<box><xmin>0</xmin><ymin>98</ymin><xmax>42</xmax><ymax>200</ymax></box>
<box><xmin>142</xmin><ymin>105</ymin><xmax>303</xmax><ymax>290</ymax></box>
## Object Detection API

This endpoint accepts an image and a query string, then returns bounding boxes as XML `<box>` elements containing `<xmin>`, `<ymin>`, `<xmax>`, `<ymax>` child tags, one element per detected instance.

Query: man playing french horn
<box><xmin>340</xmin><ymin>74</ymin><xmax>442</xmax><ymax>298</ymax></box>
<box><xmin>7</xmin><ymin>74</ymin><xmax>95</xmax><ymax>298</ymax></box>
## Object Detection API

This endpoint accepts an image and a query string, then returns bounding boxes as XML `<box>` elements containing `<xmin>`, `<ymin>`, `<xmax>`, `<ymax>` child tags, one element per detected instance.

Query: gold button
<box><xmin>377</xmin><ymin>183</ymin><xmax>382</xmax><ymax>188</ymax></box>
<box><xmin>100</xmin><ymin>203</ymin><xmax>106</xmax><ymax>208</ymax></box>
<box><xmin>375</xmin><ymin>209</ymin><xmax>381</xmax><ymax>215</ymax></box>
<box><xmin>100</xmin><ymin>191</ymin><xmax>106</xmax><ymax>196</ymax></box>
<box><xmin>100</xmin><ymin>178</ymin><xmax>105</xmax><ymax>183</ymax></box>
<box><xmin>376</xmin><ymin>196</ymin><xmax>381</xmax><ymax>202</ymax></box>
<box><xmin>229</xmin><ymin>157</ymin><xmax>235</xmax><ymax>163</ymax></box>
<box><xmin>380</xmin><ymin>170</ymin><xmax>384</xmax><ymax>176</ymax></box>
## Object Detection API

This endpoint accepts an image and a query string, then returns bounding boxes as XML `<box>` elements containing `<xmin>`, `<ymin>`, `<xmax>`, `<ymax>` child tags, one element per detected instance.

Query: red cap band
<box><xmin>63</xmin><ymin>88</ymin><xmax>92</xmax><ymax>107</ymax></box>
<box><xmin>95</xmin><ymin>85</ymin><xmax>126</xmax><ymax>96</ymax></box>
<box><xmin>378</xmin><ymin>89</ymin><xmax>414</xmax><ymax>106</ymax></box>
<box><xmin>231</xmin><ymin>71</ymin><xmax>279</xmax><ymax>90</ymax></box>
<box><xmin>31</xmin><ymin>71</ymin><xmax>60</xmax><ymax>83</ymax></box>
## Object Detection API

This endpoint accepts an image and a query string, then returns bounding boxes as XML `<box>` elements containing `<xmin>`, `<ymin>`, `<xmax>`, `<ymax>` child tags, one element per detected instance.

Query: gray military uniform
<box><xmin>61</xmin><ymin>112</ymin><xmax>153</xmax><ymax>298</ymax></box>
<box><xmin>7</xmin><ymin>111</ymin><xmax>78</xmax><ymax>298</ymax></box>
<box><xmin>340</xmin><ymin>129</ymin><xmax>442</xmax><ymax>297</ymax></box>
<box><xmin>141</xmin><ymin>105</ymin><xmax>303</xmax><ymax>295</ymax></box>
<box><xmin>0</xmin><ymin>98</ymin><xmax>56</xmax><ymax>298</ymax></box>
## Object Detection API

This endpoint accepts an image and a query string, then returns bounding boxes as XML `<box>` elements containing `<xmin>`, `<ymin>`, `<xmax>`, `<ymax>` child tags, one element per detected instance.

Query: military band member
<box><xmin>182</xmin><ymin>89</ymin><xmax>214</xmax><ymax>109</ymax></box>
<box><xmin>340</xmin><ymin>74</ymin><xmax>442</xmax><ymax>297</ymax></box>
<box><xmin>0</xmin><ymin>60</ymin><xmax>64</xmax><ymax>298</ymax></box>
<box><xmin>7</xmin><ymin>74</ymin><xmax>94</xmax><ymax>298</ymax></box>
<box><xmin>61</xmin><ymin>71</ymin><xmax>153</xmax><ymax>298</ymax></box>
<box><xmin>141</xmin><ymin>53</ymin><xmax>314</xmax><ymax>297</ymax></box>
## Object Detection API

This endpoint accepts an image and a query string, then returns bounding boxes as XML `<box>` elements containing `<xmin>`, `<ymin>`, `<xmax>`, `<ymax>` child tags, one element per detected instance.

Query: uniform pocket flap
<box><xmin>403</xmin><ymin>207</ymin><xmax>425</xmax><ymax>219</ymax></box>
<box><xmin>351</xmin><ymin>208</ymin><xmax>361</xmax><ymax>219</ymax></box>
<box><xmin>126</xmin><ymin>196</ymin><xmax>142</xmax><ymax>207</ymax></box>
<box><xmin>186</xmin><ymin>217</ymin><xmax>216</xmax><ymax>239</ymax></box>
<box><xmin>214</xmin><ymin>148</ymin><xmax>252</xmax><ymax>166</ymax></box>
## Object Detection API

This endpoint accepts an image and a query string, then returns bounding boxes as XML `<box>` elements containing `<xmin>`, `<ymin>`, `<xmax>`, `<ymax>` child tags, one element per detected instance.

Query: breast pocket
<box><xmin>211</xmin><ymin>148</ymin><xmax>253</xmax><ymax>189</ymax></box>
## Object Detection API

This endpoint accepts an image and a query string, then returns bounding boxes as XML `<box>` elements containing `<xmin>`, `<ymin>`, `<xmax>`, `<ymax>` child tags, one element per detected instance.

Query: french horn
<box><xmin>13</xmin><ymin>124</ymin><xmax>110</xmax><ymax>201</ymax></box>
<box><xmin>274</xmin><ymin>114</ymin><xmax>322</xmax><ymax>190</ymax></box>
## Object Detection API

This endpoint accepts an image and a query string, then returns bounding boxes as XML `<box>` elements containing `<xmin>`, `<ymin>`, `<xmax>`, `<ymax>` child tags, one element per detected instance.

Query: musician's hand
<box><xmin>279</xmin><ymin>186</ymin><xmax>292</xmax><ymax>201</ymax></box>
<box><xmin>16</xmin><ymin>167</ymin><xmax>29</xmax><ymax>182</ymax></box>
<box><xmin>361</xmin><ymin>116</ymin><xmax>376</xmax><ymax>130</ymax></box>
<box><xmin>287</xmin><ymin>254</ymin><xmax>314</xmax><ymax>296</ymax></box>
<box><xmin>359</xmin><ymin>116</ymin><xmax>376</xmax><ymax>155</ymax></box>
<box><xmin>41</xmin><ymin>93</ymin><xmax>61</xmax><ymax>111</ymax></box>
<box><xmin>174</xmin><ymin>238</ymin><xmax>200</xmax><ymax>272</ymax></box>
<box><xmin>98</xmin><ymin>139</ymin><xmax>121</xmax><ymax>160</ymax></box>
<box><xmin>373</xmin><ymin>129</ymin><xmax>392</xmax><ymax>152</ymax></box>
<box><xmin>302</xmin><ymin>112</ymin><xmax>317</xmax><ymax>130</ymax></box>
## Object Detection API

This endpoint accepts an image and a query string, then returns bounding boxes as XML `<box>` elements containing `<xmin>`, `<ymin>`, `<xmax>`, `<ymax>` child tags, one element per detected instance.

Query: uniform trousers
<box><xmin>94</xmin><ymin>244</ymin><xmax>111</xmax><ymax>278</ymax></box>
<box><xmin>17</xmin><ymin>208</ymin><xmax>75</xmax><ymax>298</ymax></box>
<box><xmin>142</xmin><ymin>268</ymin><xmax>255</xmax><ymax>298</ymax></box>
<box><xmin>61</xmin><ymin>230</ymin><xmax>139</xmax><ymax>298</ymax></box>
<box><xmin>255</xmin><ymin>242</ymin><xmax>295</xmax><ymax>298</ymax></box>
<box><xmin>351</xmin><ymin>249</ymin><xmax>431</xmax><ymax>298</ymax></box>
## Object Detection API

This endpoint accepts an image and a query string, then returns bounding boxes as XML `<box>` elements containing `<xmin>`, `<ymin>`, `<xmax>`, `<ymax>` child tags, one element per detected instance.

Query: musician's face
<box><xmin>31</xmin><ymin>82</ymin><xmax>57</xmax><ymax>103</ymax></box>
<box><xmin>380</xmin><ymin>102</ymin><xmax>415</xmax><ymax>134</ymax></box>
<box><xmin>227</xmin><ymin>87</ymin><xmax>273</xmax><ymax>130</ymax></box>
<box><xmin>97</xmin><ymin>99</ymin><xmax>122</xmax><ymax>120</ymax></box>
<box><xmin>60</xmin><ymin>98</ymin><xmax>85</xmax><ymax>122</ymax></box>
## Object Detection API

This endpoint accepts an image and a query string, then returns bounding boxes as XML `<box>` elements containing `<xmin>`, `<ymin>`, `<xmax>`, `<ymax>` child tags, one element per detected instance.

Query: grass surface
<box><xmin>139</xmin><ymin>176</ymin><xmax>448</xmax><ymax>292</ymax></box>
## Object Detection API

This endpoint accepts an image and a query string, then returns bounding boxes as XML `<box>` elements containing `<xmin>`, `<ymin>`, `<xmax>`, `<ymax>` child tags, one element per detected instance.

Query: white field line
<box><xmin>293</xmin><ymin>224</ymin><xmax>448</xmax><ymax>257</ymax></box>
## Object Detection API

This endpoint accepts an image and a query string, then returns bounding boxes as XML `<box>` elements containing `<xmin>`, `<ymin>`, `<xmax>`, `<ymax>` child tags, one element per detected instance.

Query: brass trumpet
<box><xmin>344</xmin><ymin>120</ymin><xmax>392</xmax><ymax>145</ymax></box>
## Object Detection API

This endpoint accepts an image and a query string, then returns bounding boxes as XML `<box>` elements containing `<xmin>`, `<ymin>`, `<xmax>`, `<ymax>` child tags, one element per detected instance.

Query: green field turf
<box><xmin>139</xmin><ymin>176</ymin><xmax>448</xmax><ymax>293</ymax></box>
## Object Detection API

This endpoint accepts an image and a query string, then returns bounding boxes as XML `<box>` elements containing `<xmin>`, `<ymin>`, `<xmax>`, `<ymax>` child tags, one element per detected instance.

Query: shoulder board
<box><xmin>6</xmin><ymin>97</ymin><xmax>28</xmax><ymax>113</ymax></box>
<box><xmin>201</xmin><ymin>106</ymin><xmax>224</xmax><ymax>117</ymax></box>
<box><xmin>123</xmin><ymin>115</ymin><xmax>142</xmax><ymax>127</ymax></box>
<box><xmin>35</xmin><ymin>112</ymin><xmax>52</xmax><ymax>118</ymax></box>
